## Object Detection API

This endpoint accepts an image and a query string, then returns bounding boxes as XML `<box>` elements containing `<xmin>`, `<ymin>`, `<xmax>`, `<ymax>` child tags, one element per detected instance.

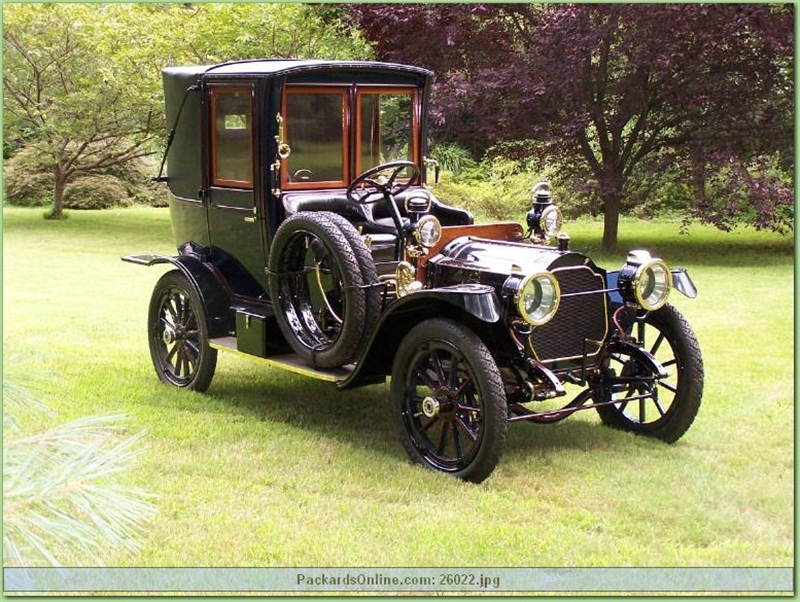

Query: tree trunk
<box><xmin>51</xmin><ymin>167</ymin><xmax>68</xmax><ymax>219</ymax></box>
<box><xmin>601</xmin><ymin>192</ymin><xmax>620</xmax><ymax>252</ymax></box>
<box><xmin>600</xmin><ymin>170</ymin><xmax>624</xmax><ymax>252</ymax></box>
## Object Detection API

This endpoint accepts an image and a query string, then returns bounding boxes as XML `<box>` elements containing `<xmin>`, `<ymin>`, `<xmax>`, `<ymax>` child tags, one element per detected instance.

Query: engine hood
<box><xmin>425</xmin><ymin>236</ymin><xmax>595</xmax><ymax>287</ymax></box>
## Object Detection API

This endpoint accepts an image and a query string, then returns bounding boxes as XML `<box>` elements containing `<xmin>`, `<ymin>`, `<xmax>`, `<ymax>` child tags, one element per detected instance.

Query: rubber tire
<box><xmin>148</xmin><ymin>270</ymin><xmax>217</xmax><ymax>392</ymax></box>
<box><xmin>268</xmin><ymin>212</ymin><xmax>366</xmax><ymax>368</ymax></box>
<box><xmin>595</xmin><ymin>304</ymin><xmax>703</xmax><ymax>442</ymax></box>
<box><xmin>391</xmin><ymin>318</ymin><xmax>508</xmax><ymax>483</ymax></box>
<box><xmin>319</xmin><ymin>211</ymin><xmax>382</xmax><ymax>347</ymax></box>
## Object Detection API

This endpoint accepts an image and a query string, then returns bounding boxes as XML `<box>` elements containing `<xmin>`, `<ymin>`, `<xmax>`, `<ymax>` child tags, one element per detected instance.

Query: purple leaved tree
<box><xmin>348</xmin><ymin>3</ymin><xmax>794</xmax><ymax>250</ymax></box>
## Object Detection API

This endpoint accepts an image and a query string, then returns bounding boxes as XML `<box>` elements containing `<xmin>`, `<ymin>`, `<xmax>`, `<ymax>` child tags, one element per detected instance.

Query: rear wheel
<box><xmin>595</xmin><ymin>304</ymin><xmax>703</xmax><ymax>442</ymax></box>
<box><xmin>391</xmin><ymin>319</ymin><xmax>508</xmax><ymax>483</ymax></box>
<box><xmin>148</xmin><ymin>270</ymin><xmax>217</xmax><ymax>391</ymax></box>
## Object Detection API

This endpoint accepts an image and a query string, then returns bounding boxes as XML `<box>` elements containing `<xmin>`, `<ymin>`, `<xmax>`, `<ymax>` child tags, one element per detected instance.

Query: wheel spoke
<box><xmin>160</xmin><ymin>314</ymin><xmax>176</xmax><ymax>330</ymax></box>
<box><xmin>174</xmin><ymin>293</ymin><xmax>187</xmax><ymax>325</ymax></box>
<box><xmin>419</xmin><ymin>415</ymin><xmax>437</xmax><ymax>435</ymax></box>
<box><xmin>456</xmin><ymin>397</ymin><xmax>481</xmax><ymax>414</ymax></box>
<box><xmin>430</xmin><ymin>351</ymin><xmax>447</xmax><ymax>387</ymax></box>
<box><xmin>652</xmin><ymin>397</ymin><xmax>667</xmax><ymax>417</ymax></box>
<box><xmin>452</xmin><ymin>374</ymin><xmax>475</xmax><ymax>401</ymax></box>
<box><xmin>436</xmin><ymin>421</ymin><xmax>448</xmax><ymax>455</ymax></box>
<box><xmin>183</xmin><ymin>338</ymin><xmax>200</xmax><ymax>361</ymax></box>
<box><xmin>658</xmin><ymin>380</ymin><xmax>678</xmax><ymax>395</ymax></box>
<box><xmin>649</xmin><ymin>332</ymin><xmax>666</xmax><ymax>355</ymax></box>
<box><xmin>455</xmin><ymin>415</ymin><xmax>478</xmax><ymax>443</ymax></box>
<box><xmin>182</xmin><ymin>352</ymin><xmax>194</xmax><ymax>378</ymax></box>
<box><xmin>451</xmin><ymin>423</ymin><xmax>463</xmax><ymax>464</ymax></box>
<box><xmin>165</xmin><ymin>342</ymin><xmax>179</xmax><ymax>365</ymax></box>
<box><xmin>414</xmin><ymin>366</ymin><xmax>439</xmax><ymax>392</ymax></box>
<box><xmin>447</xmin><ymin>354</ymin><xmax>460</xmax><ymax>389</ymax></box>
<box><xmin>164</xmin><ymin>299</ymin><xmax>178</xmax><ymax>326</ymax></box>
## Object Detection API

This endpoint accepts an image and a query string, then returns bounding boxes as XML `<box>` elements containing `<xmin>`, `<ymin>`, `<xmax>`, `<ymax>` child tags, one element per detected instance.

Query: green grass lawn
<box><xmin>2</xmin><ymin>205</ymin><xmax>794</xmax><ymax>569</ymax></box>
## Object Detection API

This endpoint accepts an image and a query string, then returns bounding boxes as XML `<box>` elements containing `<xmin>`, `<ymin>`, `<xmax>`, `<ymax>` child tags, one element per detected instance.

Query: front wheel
<box><xmin>595</xmin><ymin>304</ymin><xmax>703</xmax><ymax>442</ymax></box>
<box><xmin>391</xmin><ymin>319</ymin><xmax>508</xmax><ymax>483</ymax></box>
<box><xmin>148</xmin><ymin>270</ymin><xmax>217</xmax><ymax>391</ymax></box>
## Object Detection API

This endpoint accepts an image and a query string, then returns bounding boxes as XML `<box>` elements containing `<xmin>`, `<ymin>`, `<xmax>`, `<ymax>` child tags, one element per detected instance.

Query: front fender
<box><xmin>392</xmin><ymin>284</ymin><xmax>503</xmax><ymax>323</ymax></box>
<box><xmin>670</xmin><ymin>268</ymin><xmax>697</xmax><ymax>299</ymax></box>
<box><xmin>604</xmin><ymin>338</ymin><xmax>669</xmax><ymax>379</ymax></box>
<box><xmin>338</xmin><ymin>284</ymin><xmax>506</xmax><ymax>388</ymax></box>
<box><xmin>122</xmin><ymin>253</ymin><xmax>232</xmax><ymax>336</ymax></box>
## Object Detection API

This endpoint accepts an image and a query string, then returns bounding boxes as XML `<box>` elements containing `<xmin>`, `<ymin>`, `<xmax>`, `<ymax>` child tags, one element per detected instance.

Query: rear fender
<box><xmin>122</xmin><ymin>253</ymin><xmax>232</xmax><ymax>336</ymax></box>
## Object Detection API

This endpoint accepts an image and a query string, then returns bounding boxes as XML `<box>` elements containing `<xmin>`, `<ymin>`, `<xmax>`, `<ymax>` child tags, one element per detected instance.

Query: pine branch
<box><xmin>3</xmin><ymin>365</ymin><xmax>157</xmax><ymax>567</ymax></box>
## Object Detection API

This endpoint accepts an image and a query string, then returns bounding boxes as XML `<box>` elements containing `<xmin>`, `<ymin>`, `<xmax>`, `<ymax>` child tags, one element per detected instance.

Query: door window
<box><xmin>210</xmin><ymin>86</ymin><xmax>253</xmax><ymax>189</ymax></box>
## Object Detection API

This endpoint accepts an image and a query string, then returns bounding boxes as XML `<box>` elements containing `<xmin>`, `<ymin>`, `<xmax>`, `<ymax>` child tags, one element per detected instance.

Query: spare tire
<box><xmin>268</xmin><ymin>212</ymin><xmax>366</xmax><ymax>368</ymax></box>
<box><xmin>319</xmin><ymin>212</ymin><xmax>382</xmax><ymax>348</ymax></box>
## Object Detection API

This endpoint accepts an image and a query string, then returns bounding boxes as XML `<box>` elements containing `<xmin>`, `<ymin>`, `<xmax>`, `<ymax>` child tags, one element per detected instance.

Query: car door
<box><xmin>205</xmin><ymin>83</ymin><xmax>269</xmax><ymax>299</ymax></box>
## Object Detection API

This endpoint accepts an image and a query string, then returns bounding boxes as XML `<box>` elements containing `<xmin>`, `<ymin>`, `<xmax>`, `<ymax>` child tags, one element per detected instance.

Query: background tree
<box><xmin>3</xmin><ymin>4</ymin><xmax>164</xmax><ymax>218</ymax></box>
<box><xmin>348</xmin><ymin>3</ymin><xmax>794</xmax><ymax>250</ymax></box>
<box><xmin>3</xmin><ymin>3</ymin><xmax>371</xmax><ymax>218</ymax></box>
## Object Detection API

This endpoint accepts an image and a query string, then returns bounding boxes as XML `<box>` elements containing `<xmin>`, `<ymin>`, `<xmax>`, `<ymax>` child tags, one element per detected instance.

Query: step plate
<box><xmin>209</xmin><ymin>337</ymin><xmax>354</xmax><ymax>383</ymax></box>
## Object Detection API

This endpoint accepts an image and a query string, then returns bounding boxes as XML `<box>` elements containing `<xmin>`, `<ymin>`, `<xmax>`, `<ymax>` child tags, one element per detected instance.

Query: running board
<box><xmin>209</xmin><ymin>337</ymin><xmax>354</xmax><ymax>383</ymax></box>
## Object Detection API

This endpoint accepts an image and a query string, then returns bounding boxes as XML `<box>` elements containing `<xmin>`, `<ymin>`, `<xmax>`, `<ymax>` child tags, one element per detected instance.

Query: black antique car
<box><xmin>124</xmin><ymin>59</ymin><xmax>703</xmax><ymax>483</ymax></box>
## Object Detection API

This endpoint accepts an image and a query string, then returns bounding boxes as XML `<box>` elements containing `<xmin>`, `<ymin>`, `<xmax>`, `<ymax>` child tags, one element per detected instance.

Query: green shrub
<box><xmin>100</xmin><ymin>155</ymin><xmax>169</xmax><ymax>207</ymax></box>
<box><xmin>3</xmin><ymin>147</ymin><xmax>53</xmax><ymax>207</ymax></box>
<box><xmin>63</xmin><ymin>175</ymin><xmax>132</xmax><ymax>210</ymax></box>
<box><xmin>431</xmin><ymin>154</ymin><xmax>544</xmax><ymax>222</ymax></box>
<box><xmin>429</xmin><ymin>143</ymin><xmax>477</xmax><ymax>176</ymax></box>
<box><xmin>3</xmin><ymin>145</ymin><xmax>169</xmax><ymax>209</ymax></box>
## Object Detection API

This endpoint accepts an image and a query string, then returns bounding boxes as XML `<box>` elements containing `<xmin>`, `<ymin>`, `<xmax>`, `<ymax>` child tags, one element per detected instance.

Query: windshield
<box><xmin>358</xmin><ymin>91</ymin><xmax>415</xmax><ymax>172</ymax></box>
<box><xmin>283</xmin><ymin>86</ymin><xmax>417</xmax><ymax>188</ymax></box>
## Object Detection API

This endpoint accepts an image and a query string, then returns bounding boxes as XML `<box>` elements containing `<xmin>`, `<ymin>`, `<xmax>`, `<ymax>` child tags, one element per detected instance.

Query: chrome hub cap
<box><xmin>162</xmin><ymin>326</ymin><xmax>176</xmax><ymax>345</ymax></box>
<box><xmin>421</xmin><ymin>396</ymin><xmax>440</xmax><ymax>419</ymax></box>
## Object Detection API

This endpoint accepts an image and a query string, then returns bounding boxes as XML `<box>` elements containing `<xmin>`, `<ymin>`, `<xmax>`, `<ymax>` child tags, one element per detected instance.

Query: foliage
<box><xmin>429</xmin><ymin>143</ymin><xmax>477</xmax><ymax>176</ymax></box>
<box><xmin>3</xmin><ymin>4</ymin><xmax>165</xmax><ymax>218</ymax></box>
<box><xmin>434</xmin><ymin>152</ymin><xmax>541</xmax><ymax>221</ymax></box>
<box><xmin>432</xmin><ymin>143</ymin><xmax>595</xmax><ymax>223</ymax></box>
<box><xmin>687</xmin><ymin>153</ymin><xmax>795</xmax><ymax>234</ymax></box>
<box><xmin>2</xmin><ymin>3</ymin><xmax>372</xmax><ymax>218</ymax></box>
<box><xmin>2</xmin><ymin>146</ymin><xmax>53</xmax><ymax>207</ymax></box>
<box><xmin>4</xmin><ymin>147</ymin><xmax>168</xmax><ymax>209</ymax></box>
<box><xmin>158</xmin><ymin>3</ymin><xmax>371</xmax><ymax>64</ymax></box>
<box><xmin>62</xmin><ymin>176</ymin><xmax>132</xmax><ymax>211</ymax></box>
<box><xmin>3</xmin><ymin>357</ymin><xmax>157</xmax><ymax>567</ymax></box>
<box><xmin>348</xmin><ymin>4</ymin><xmax>794</xmax><ymax>250</ymax></box>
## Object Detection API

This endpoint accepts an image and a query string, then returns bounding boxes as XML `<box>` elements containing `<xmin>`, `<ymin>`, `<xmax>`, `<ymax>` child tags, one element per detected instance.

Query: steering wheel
<box><xmin>346</xmin><ymin>160</ymin><xmax>421</xmax><ymax>205</ymax></box>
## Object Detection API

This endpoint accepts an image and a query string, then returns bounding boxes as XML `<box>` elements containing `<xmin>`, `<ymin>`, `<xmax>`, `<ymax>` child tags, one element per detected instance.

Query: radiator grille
<box><xmin>528</xmin><ymin>265</ymin><xmax>608</xmax><ymax>365</ymax></box>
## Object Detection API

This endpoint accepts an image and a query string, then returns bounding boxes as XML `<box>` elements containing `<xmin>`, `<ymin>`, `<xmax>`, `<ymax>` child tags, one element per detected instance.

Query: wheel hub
<box><xmin>162</xmin><ymin>326</ymin><xmax>177</xmax><ymax>345</ymax></box>
<box><xmin>421</xmin><ymin>396</ymin><xmax>440</xmax><ymax>419</ymax></box>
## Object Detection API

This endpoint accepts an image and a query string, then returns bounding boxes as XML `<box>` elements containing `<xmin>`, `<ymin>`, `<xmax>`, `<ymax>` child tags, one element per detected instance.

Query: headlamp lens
<box><xmin>414</xmin><ymin>215</ymin><xmax>442</xmax><ymax>248</ymax></box>
<box><xmin>517</xmin><ymin>273</ymin><xmax>560</xmax><ymax>325</ymax></box>
<box><xmin>540</xmin><ymin>205</ymin><xmax>563</xmax><ymax>239</ymax></box>
<box><xmin>635</xmin><ymin>260</ymin><xmax>672</xmax><ymax>310</ymax></box>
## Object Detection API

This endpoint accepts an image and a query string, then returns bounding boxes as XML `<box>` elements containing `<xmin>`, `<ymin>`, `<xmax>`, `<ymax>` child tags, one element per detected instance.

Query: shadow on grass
<box><xmin>203</xmin><ymin>376</ymin><xmax>403</xmax><ymax>458</ymax></box>
<box><xmin>196</xmin><ymin>369</ymin><xmax>652</xmax><ymax>471</ymax></box>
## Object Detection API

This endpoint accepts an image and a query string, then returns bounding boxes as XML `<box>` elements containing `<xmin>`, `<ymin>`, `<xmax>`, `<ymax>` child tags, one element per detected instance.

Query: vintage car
<box><xmin>124</xmin><ymin>59</ymin><xmax>703</xmax><ymax>483</ymax></box>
